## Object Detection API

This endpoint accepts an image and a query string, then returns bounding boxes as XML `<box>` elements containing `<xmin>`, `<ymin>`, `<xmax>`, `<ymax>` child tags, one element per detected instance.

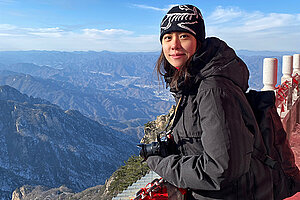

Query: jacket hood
<box><xmin>190</xmin><ymin>37</ymin><xmax>249</xmax><ymax>92</ymax></box>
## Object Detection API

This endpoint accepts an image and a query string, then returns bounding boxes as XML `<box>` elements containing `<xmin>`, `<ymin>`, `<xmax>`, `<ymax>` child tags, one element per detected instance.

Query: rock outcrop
<box><xmin>140</xmin><ymin>105</ymin><xmax>175</xmax><ymax>144</ymax></box>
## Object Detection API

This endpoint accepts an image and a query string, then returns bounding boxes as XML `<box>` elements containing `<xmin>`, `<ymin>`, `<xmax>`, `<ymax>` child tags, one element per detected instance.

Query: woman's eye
<box><xmin>164</xmin><ymin>35</ymin><xmax>172</xmax><ymax>41</ymax></box>
<box><xmin>180</xmin><ymin>34</ymin><xmax>188</xmax><ymax>39</ymax></box>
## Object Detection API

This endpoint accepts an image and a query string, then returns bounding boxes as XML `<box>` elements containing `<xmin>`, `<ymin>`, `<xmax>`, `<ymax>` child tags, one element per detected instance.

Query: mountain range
<box><xmin>0</xmin><ymin>85</ymin><xmax>137</xmax><ymax>199</ymax></box>
<box><xmin>0</xmin><ymin>51</ymin><xmax>174</xmax><ymax>138</ymax></box>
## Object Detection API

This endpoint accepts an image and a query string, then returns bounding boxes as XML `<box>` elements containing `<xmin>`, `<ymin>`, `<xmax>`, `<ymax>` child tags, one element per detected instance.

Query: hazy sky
<box><xmin>0</xmin><ymin>0</ymin><xmax>299</xmax><ymax>52</ymax></box>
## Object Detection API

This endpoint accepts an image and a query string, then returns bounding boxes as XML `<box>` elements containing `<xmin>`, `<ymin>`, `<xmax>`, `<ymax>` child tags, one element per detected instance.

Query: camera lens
<box><xmin>144</xmin><ymin>142</ymin><xmax>160</xmax><ymax>158</ymax></box>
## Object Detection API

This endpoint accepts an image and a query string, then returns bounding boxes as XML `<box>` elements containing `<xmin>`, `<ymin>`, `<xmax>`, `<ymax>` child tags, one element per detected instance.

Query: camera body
<box><xmin>138</xmin><ymin>135</ymin><xmax>177</xmax><ymax>160</ymax></box>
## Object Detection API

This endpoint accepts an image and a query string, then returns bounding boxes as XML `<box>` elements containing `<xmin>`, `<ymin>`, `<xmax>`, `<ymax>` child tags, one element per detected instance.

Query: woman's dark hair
<box><xmin>155</xmin><ymin>41</ymin><xmax>201</xmax><ymax>90</ymax></box>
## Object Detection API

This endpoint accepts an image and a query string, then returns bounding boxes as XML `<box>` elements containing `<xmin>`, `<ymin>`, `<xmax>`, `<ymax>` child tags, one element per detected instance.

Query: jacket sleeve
<box><xmin>146</xmin><ymin>87</ymin><xmax>254</xmax><ymax>190</ymax></box>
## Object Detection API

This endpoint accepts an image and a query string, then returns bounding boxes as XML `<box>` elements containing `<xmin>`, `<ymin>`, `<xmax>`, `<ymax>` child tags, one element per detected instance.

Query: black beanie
<box><xmin>160</xmin><ymin>5</ymin><xmax>205</xmax><ymax>42</ymax></box>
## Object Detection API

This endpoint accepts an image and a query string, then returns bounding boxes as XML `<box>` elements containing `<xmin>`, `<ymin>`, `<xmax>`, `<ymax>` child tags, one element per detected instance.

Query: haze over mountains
<box><xmin>0</xmin><ymin>49</ymin><xmax>298</xmax><ymax>199</ymax></box>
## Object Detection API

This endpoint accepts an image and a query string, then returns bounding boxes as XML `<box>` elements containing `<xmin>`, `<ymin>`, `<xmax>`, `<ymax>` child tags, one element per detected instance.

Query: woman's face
<box><xmin>162</xmin><ymin>32</ymin><xmax>197</xmax><ymax>69</ymax></box>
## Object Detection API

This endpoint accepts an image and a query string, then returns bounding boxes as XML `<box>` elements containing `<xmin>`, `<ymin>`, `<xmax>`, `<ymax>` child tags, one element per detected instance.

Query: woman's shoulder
<box><xmin>196</xmin><ymin>76</ymin><xmax>244</xmax><ymax>99</ymax></box>
<box><xmin>198</xmin><ymin>75</ymin><xmax>236</xmax><ymax>90</ymax></box>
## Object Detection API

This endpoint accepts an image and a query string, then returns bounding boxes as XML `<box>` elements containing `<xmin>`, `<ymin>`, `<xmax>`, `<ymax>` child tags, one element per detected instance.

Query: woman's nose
<box><xmin>171</xmin><ymin>36</ymin><xmax>181</xmax><ymax>50</ymax></box>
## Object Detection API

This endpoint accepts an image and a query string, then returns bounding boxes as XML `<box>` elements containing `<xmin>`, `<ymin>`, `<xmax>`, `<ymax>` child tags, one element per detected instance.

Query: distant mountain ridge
<box><xmin>0</xmin><ymin>85</ymin><xmax>137</xmax><ymax>199</ymax></box>
<box><xmin>236</xmin><ymin>49</ymin><xmax>299</xmax><ymax>57</ymax></box>
<box><xmin>0</xmin><ymin>51</ymin><xmax>174</xmax><ymax>138</ymax></box>
<box><xmin>0</xmin><ymin>84</ymin><xmax>50</xmax><ymax>105</ymax></box>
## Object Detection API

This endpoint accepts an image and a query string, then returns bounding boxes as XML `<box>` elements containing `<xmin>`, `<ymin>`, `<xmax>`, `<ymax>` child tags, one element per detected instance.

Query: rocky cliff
<box><xmin>140</xmin><ymin>105</ymin><xmax>175</xmax><ymax>144</ymax></box>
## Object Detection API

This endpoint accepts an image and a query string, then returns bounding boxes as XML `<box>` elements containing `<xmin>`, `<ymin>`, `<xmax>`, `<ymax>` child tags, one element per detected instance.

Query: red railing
<box><xmin>275</xmin><ymin>74</ymin><xmax>299</xmax><ymax>114</ymax></box>
<box><xmin>132</xmin><ymin>178</ymin><xmax>168</xmax><ymax>200</ymax></box>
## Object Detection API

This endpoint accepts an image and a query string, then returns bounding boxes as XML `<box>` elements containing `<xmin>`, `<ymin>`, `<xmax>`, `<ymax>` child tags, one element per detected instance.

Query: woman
<box><xmin>143</xmin><ymin>4</ymin><xmax>273</xmax><ymax>199</ymax></box>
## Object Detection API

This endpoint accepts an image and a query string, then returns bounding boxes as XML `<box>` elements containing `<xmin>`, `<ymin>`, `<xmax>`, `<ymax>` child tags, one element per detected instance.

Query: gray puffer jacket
<box><xmin>147</xmin><ymin>37</ymin><xmax>273</xmax><ymax>199</ymax></box>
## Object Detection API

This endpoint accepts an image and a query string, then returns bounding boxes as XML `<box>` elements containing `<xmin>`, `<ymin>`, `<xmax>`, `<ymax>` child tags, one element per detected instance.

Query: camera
<box><xmin>137</xmin><ymin>135</ymin><xmax>177</xmax><ymax>160</ymax></box>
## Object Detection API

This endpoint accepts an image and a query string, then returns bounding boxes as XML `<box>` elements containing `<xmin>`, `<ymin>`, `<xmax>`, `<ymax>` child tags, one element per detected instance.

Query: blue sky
<box><xmin>0</xmin><ymin>0</ymin><xmax>299</xmax><ymax>52</ymax></box>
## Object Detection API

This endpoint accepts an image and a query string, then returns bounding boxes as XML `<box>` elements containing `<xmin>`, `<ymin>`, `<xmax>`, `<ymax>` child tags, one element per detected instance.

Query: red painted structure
<box><xmin>285</xmin><ymin>123</ymin><xmax>300</xmax><ymax>199</ymax></box>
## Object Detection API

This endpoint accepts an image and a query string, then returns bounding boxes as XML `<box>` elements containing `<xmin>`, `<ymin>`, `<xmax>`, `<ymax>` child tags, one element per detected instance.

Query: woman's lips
<box><xmin>170</xmin><ymin>53</ymin><xmax>185</xmax><ymax>59</ymax></box>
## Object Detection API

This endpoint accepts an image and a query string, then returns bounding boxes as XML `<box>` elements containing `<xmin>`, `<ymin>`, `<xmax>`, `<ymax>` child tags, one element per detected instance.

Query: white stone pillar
<box><xmin>293</xmin><ymin>54</ymin><xmax>300</xmax><ymax>76</ymax></box>
<box><xmin>262</xmin><ymin>58</ymin><xmax>278</xmax><ymax>91</ymax></box>
<box><xmin>292</xmin><ymin>54</ymin><xmax>300</xmax><ymax>99</ymax></box>
<box><xmin>281</xmin><ymin>55</ymin><xmax>293</xmax><ymax>84</ymax></box>
<box><xmin>281</xmin><ymin>56</ymin><xmax>293</xmax><ymax>110</ymax></box>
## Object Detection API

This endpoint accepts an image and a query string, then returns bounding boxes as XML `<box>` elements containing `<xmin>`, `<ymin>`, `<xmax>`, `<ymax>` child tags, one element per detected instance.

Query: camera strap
<box><xmin>162</xmin><ymin>95</ymin><xmax>185</xmax><ymax>138</ymax></box>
